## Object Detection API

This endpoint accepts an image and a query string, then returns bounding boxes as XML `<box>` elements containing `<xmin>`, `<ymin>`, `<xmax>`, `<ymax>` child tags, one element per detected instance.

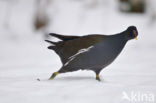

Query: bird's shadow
<box><xmin>38</xmin><ymin>76</ymin><xmax>105</xmax><ymax>82</ymax></box>
<box><xmin>54</xmin><ymin>76</ymin><xmax>95</xmax><ymax>81</ymax></box>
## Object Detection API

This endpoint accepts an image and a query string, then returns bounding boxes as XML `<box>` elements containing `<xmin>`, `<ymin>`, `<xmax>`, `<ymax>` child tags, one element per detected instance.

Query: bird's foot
<box><xmin>49</xmin><ymin>72</ymin><xmax>59</xmax><ymax>80</ymax></box>
<box><xmin>96</xmin><ymin>74</ymin><xmax>101</xmax><ymax>81</ymax></box>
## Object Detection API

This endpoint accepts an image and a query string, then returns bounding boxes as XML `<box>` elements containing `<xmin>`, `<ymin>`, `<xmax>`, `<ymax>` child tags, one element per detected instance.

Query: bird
<box><xmin>45</xmin><ymin>26</ymin><xmax>138</xmax><ymax>81</ymax></box>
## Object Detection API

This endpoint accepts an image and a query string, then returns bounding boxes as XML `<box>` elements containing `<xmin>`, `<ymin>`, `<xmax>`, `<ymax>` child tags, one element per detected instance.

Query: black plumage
<box><xmin>45</xmin><ymin>26</ymin><xmax>138</xmax><ymax>81</ymax></box>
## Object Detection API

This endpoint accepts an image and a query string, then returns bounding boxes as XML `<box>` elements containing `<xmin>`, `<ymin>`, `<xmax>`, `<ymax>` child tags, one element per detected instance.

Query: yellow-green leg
<box><xmin>49</xmin><ymin>72</ymin><xmax>59</xmax><ymax>80</ymax></box>
<box><xmin>96</xmin><ymin>74</ymin><xmax>101</xmax><ymax>81</ymax></box>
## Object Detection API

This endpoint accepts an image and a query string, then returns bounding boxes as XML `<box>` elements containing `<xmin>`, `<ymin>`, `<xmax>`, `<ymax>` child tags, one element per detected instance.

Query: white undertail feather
<box><xmin>64</xmin><ymin>46</ymin><xmax>94</xmax><ymax>66</ymax></box>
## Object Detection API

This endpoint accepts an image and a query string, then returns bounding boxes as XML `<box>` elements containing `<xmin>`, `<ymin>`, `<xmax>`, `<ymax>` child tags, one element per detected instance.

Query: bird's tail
<box><xmin>45</xmin><ymin>39</ymin><xmax>59</xmax><ymax>51</ymax></box>
<box><xmin>49</xmin><ymin>33</ymin><xmax>80</xmax><ymax>41</ymax></box>
<box><xmin>45</xmin><ymin>40</ymin><xmax>57</xmax><ymax>45</ymax></box>
<box><xmin>45</xmin><ymin>33</ymin><xmax>80</xmax><ymax>53</ymax></box>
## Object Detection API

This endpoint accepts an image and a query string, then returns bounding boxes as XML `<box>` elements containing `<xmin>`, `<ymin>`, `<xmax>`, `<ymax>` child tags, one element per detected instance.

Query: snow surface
<box><xmin>0</xmin><ymin>0</ymin><xmax>156</xmax><ymax>103</ymax></box>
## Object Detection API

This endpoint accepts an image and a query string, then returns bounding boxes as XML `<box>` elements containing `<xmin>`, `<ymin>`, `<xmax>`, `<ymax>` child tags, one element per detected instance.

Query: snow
<box><xmin>0</xmin><ymin>0</ymin><xmax>156</xmax><ymax>103</ymax></box>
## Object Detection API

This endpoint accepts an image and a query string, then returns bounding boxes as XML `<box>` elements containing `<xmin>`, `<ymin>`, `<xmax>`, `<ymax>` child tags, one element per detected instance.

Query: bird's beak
<box><xmin>134</xmin><ymin>36</ymin><xmax>138</xmax><ymax>40</ymax></box>
<box><xmin>133</xmin><ymin>30</ymin><xmax>138</xmax><ymax>40</ymax></box>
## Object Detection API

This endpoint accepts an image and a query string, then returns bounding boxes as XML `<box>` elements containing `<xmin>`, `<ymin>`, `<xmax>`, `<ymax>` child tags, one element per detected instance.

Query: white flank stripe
<box><xmin>64</xmin><ymin>46</ymin><xmax>94</xmax><ymax>66</ymax></box>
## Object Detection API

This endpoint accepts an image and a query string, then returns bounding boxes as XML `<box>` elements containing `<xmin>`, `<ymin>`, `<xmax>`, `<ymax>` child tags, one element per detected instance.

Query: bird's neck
<box><xmin>110</xmin><ymin>31</ymin><xmax>128</xmax><ymax>42</ymax></box>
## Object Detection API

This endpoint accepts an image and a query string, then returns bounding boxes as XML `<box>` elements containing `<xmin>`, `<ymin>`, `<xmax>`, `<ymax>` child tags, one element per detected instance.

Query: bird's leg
<box><xmin>95</xmin><ymin>70</ymin><xmax>101</xmax><ymax>81</ymax></box>
<box><xmin>49</xmin><ymin>72</ymin><xmax>59</xmax><ymax>80</ymax></box>
<box><xmin>96</xmin><ymin>74</ymin><xmax>101</xmax><ymax>81</ymax></box>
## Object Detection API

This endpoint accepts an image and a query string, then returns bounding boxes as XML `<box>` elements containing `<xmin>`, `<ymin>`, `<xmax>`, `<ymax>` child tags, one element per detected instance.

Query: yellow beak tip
<box><xmin>134</xmin><ymin>37</ymin><xmax>138</xmax><ymax>40</ymax></box>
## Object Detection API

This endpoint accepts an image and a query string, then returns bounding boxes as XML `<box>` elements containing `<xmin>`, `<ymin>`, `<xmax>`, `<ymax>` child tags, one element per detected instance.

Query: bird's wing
<box><xmin>54</xmin><ymin>35</ymin><xmax>105</xmax><ymax>65</ymax></box>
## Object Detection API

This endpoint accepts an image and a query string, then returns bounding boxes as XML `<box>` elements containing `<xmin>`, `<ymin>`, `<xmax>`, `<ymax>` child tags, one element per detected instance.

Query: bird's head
<box><xmin>125</xmin><ymin>26</ymin><xmax>138</xmax><ymax>40</ymax></box>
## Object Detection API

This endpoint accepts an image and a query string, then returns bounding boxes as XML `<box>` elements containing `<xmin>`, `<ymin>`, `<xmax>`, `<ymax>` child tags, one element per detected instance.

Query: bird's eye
<box><xmin>133</xmin><ymin>30</ymin><xmax>137</xmax><ymax>37</ymax></box>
